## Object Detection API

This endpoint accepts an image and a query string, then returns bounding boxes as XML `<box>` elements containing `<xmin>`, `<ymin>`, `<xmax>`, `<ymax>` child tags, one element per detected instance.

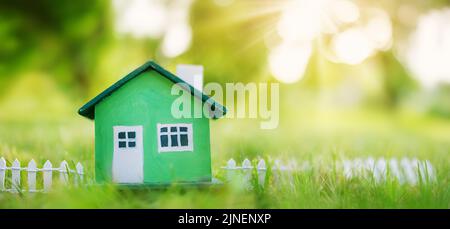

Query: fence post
<box><xmin>300</xmin><ymin>161</ymin><xmax>311</xmax><ymax>172</ymax></box>
<box><xmin>401</xmin><ymin>157</ymin><xmax>416</xmax><ymax>185</ymax></box>
<box><xmin>287</xmin><ymin>159</ymin><xmax>298</xmax><ymax>189</ymax></box>
<box><xmin>59</xmin><ymin>160</ymin><xmax>69</xmax><ymax>185</ymax></box>
<box><xmin>76</xmin><ymin>162</ymin><xmax>84</xmax><ymax>186</ymax></box>
<box><xmin>272</xmin><ymin>159</ymin><xmax>281</xmax><ymax>186</ymax></box>
<box><xmin>287</xmin><ymin>160</ymin><xmax>294</xmax><ymax>190</ymax></box>
<box><xmin>424</xmin><ymin>160</ymin><xmax>435</xmax><ymax>182</ymax></box>
<box><xmin>43</xmin><ymin>160</ymin><xmax>52</xmax><ymax>192</ymax></box>
<box><xmin>388</xmin><ymin>158</ymin><xmax>403</xmax><ymax>184</ymax></box>
<box><xmin>225</xmin><ymin>158</ymin><xmax>236</xmax><ymax>182</ymax></box>
<box><xmin>287</xmin><ymin>159</ymin><xmax>298</xmax><ymax>171</ymax></box>
<box><xmin>342</xmin><ymin>160</ymin><xmax>352</xmax><ymax>179</ymax></box>
<box><xmin>352</xmin><ymin>158</ymin><xmax>363</xmax><ymax>178</ymax></box>
<box><xmin>242</xmin><ymin>158</ymin><xmax>252</xmax><ymax>189</ymax></box>
<box><xmin>416</xmin><ymin>159</ymin><xmax>428</xmax><ymax>183</ymax></box>
<box><xmin>27</xmin><ymin>159</ymin><xmax>37</xmax><ymax>192</ymax></box>
<box><xmin>365</xmin><ymin>157</ymin><xmax>375</xmax><ymax>179</ymax></box>
<box><xmin>257</xmin><ymin>159</ymin><xmax>266</xmax><ymax>188</ymax></box>
<box><xmin>277</xmin><ymin>160</ymin><xmax>289</xmax><ymax>187</ymax></box>
<box><xmin>11</xmin><ymin>159</ymin><xmax>21</xmax><ymax>192</ymax></box>
<box><xmin>412</xmin><ymin>158</ymin><xmax>422</xmax><ymax>180</ymax></box>
<box><xmin>374</xmin><ymin>158</ymin><xmax>386</xmax><ymax>183</ymax></box>
<box><xmin>0</xmin><ymin>157</ymin><xmax>5</xmax><ymax>191</ymax></box>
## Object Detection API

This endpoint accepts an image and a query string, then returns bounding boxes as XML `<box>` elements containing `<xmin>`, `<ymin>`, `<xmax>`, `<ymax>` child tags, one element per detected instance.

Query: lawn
<box><xmin>0</xmin><ymin>109</ymin><xmax>449</xmax><ymax>208</ymax></box>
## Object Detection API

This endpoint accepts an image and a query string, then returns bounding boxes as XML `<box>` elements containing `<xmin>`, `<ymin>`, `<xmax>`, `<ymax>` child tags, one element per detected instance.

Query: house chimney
<box><xmin>176</xmin><ymin>64</ymin><xmax>203</xmax><ymax>92</ymax></box>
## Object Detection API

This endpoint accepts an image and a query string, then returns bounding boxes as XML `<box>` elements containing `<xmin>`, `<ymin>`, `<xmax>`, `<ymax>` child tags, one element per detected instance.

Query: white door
<box><xmin>112</xmin><ymin>125</ymin><xmax>143</xmax><ymax>183</ymax></box>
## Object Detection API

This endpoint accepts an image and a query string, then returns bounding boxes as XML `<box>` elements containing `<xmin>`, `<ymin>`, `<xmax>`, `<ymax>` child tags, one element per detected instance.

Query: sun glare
<box><xmin>269</xmin><ymin>42</ymin><xmax>312</xmax><ymax>83</ymax></box>
<box><xmin>113</xmin><ymin>0</ymin><xmax>193</xmax><ymax>58</ymax></box>
<box><xmin>276</xmin><ymin>0</ymin><xmax>323</xmax><ymax>43</ymax></box>
<box><xmin>161</xmin><ymin>22</ymin><xmax>192</xmax><ymax>58</ymax></box>
<box><xmin>364</xmin><ymin>9</ymin><xmax>392</xmax><ymax>51</ymax></box>
<box><xmin>113</xmin><ymin>0</ymin><xmax>167</xmax><ymax>38</ymax></box>
<box><xmin>330</xmin><ymin>0</ymin><xmax>360</xmax><ymax>24</ymax></box>
<box><xmin>404</xmin><ymin>8</ymin><xmax>450</xmax><ymax>88</ymax></box>
<box><xmin>332</xmin><ymin>28</ymin><xmax>374</xmax><ymax>65</ymax></box>
<box><xmin>269</xmin><ymin>0</ymin><xmax>393</xmax><ymax>82</ymax></box>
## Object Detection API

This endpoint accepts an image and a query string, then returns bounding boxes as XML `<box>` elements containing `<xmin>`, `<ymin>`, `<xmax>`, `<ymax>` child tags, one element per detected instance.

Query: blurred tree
<box><xmin>0</xmin><ymin>0</ymin><xmax>113</xmax><ymax>94</ymax></box>
<box><xmin>380</xmin><ymin>51</ymin><xmax>418</xmax><ymax>107</ymax></box>
<box><xmin>186</xmin><ymin>0</ymin><xmax>270</xmax><ymax>84</ymax></box>
<box><xmin>428</xmin><ymin>84</ymin><xmax>450</xmax><ymax>118</ymax></box>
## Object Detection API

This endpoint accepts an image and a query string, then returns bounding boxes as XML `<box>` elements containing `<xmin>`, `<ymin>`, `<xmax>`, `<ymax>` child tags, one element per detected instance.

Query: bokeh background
<box><xmin>0</xmin><ymin>0</ymin><xmax>449</xmax><ymax>208</ymax></box>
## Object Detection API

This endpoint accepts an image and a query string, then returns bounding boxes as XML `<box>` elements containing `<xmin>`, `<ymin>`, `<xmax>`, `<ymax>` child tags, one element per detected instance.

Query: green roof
<box><xmin>78</xmin><ymin>61</ymin><xmax>227</xmax><ymax>120</ymax></box>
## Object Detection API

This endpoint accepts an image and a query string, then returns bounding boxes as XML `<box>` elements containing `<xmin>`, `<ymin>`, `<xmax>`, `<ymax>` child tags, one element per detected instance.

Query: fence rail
<box><xmin>0</xmin><ymin>157</ymin><xmax>84</xmax><ymax>193</ymax></box>
<box><xmin>222</xmin><ymin>157</ymin><xmax>436</xmax><ymax>189</ymax></box>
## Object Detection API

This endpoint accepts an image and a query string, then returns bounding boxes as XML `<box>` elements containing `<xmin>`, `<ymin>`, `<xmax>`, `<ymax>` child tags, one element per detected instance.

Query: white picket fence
<box><xmin>222</xmin><ymin>157</ymin><xmax>436</xmax><ymax>189</ymax></box>
<box><xmin>341</xmin><ymin>157</ymin><xmax>436</xmax><ymax>185</ymax></box>
<box><xmin>222</xmin><ymin>158</ymin><xmax>306</xmax><ymax>189</ymax></box>
<box><xmin>0</xmin><ymin>157</ymin><xmax>84</xmax><ymax>193</ymax></box>
<box><xmin>0</xmin><ymin>156</ymin><xmax>436</xmax><ymax>193</ymax></box>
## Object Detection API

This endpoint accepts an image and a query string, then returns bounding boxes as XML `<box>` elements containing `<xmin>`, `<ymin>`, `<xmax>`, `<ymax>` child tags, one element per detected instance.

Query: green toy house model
<box><xmin>78</xmin><ymin>61</ymin><xmax>226</xmax><ymax>185</ymax></box>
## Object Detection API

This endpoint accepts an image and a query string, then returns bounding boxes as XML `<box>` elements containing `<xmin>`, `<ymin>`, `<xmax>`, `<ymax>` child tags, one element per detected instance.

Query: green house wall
<box><xmin>94</xmin><ymin>70</ymin><xmax>212</xmax><ymax>184</ymax></box>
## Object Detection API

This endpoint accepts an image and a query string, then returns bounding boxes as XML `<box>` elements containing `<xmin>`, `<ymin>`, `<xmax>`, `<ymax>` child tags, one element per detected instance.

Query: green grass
<box><xmin>0</xmin><ymin>110</ymin><xmax>449</xmax><ymax>208</ymax></box>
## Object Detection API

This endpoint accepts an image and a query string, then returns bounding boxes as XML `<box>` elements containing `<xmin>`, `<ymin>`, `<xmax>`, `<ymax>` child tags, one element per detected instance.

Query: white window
<box><xmin>116</xmin><ymin>129</ymin><xmax>137</xmax><ymax>149</ymax></box>
<box><xmin>157</xmin><ymin>123</ymin><xmax>193</xmax><ymax>152</ymax></box>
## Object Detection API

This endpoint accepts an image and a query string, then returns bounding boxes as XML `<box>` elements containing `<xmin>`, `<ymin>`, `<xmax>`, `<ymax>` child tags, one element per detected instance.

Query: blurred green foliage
<box><xmin>0</xmin><ymin>0</ymin><xmax>448</xmax><ymax>110</ymax></box>
<box><xmin>0</xmin><ymin>0</ymin><xmax>112</xmax><ymax>93</ymax></box>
